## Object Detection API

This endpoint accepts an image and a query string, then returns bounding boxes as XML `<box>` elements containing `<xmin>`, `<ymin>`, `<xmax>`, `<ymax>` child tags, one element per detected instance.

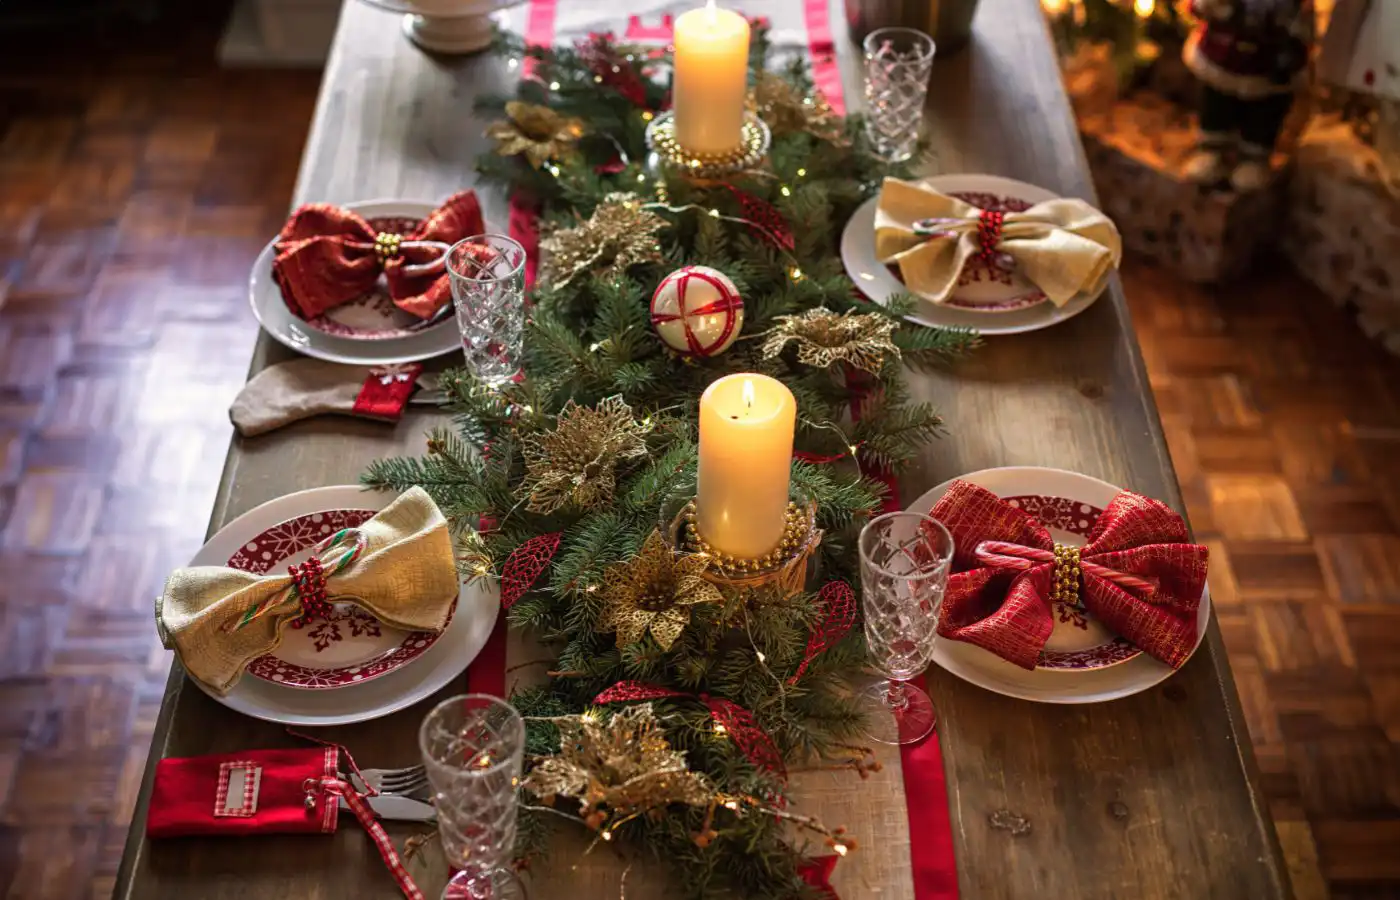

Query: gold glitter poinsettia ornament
<box><xmin>761</xmin><ymin>307</ymin><xmax>901</xmax><ymax>374</ymax></box>
<box><xmin>538</xmin><ymin>192</ymin><xmax>666</xmax><ymax>288</ymax></box>
<box><xmin>521</xmin><ymin>395</ymin><xmax>651</xmax><ymax>514</ymax></box>
<box><xmin>598</xmin><ymin>530</ymin><xmax>722</xmax><ymax>650</ymax></box>
<box><xmin>747</xmin><ymin>71</ymin><xmax>847</xmax><ymax>146</ymax></box>
<box><xmin>487</xmin><ymin>101</ymin><xmax>585</xmax><ymax>169</ymax></box>
<box><xmin>523</xmin><ymin>703</ymin><xmax>713</xmax><ymax>827</ymax></box>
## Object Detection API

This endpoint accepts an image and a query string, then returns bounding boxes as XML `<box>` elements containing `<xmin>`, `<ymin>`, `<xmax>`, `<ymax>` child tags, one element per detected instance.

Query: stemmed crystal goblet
<box><xmin>419</xmin><ymin>693</ymin><xmax>528</xmax><ymax>899</ymax></box>
<box><xmin>858</xmin><ymin>511</ymin><xmax>954</xmax><ymax>745</ymax></box>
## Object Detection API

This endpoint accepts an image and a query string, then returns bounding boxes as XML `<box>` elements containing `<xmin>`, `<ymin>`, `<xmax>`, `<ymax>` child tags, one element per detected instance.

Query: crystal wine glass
<box><xmin>861</xmin><ymin>27</ymin><xmax>937</xmax><ymax>163</ymax></box>
<box><xmin>858</xmin><ymin>511</ymin><xmax>954</xmax><ymax>745</ymax></box>
<box><xmin>445</xmin><ymin>234</ymin><xmax>526</xmax><ymax>388</ymax></box>
<box><xmin>419</xmin><ymin>694</ymin><xmax>528</xmax><ymax>900</ymax></box>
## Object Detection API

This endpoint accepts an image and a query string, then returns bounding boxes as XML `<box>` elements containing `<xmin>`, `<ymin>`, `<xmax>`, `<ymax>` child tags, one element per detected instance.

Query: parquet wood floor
<box><xmin>0</xmin><ymin>8</ymin><xmax>1396</xmax><ymax>900</ymax></box>
<box><xmin>0</xmin><ymin>7</ymin><xmax>322</xmax><ymax>899</ymax></box>
<box><xmin>1128</xmin><ymin>255</ymin><xmax>1400</xmax><ymax>900</ymax></box>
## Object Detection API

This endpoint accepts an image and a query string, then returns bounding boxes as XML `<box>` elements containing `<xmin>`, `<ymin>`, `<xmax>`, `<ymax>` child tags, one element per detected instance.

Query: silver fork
<box><xmin>351</xmin><ymin>764</ymin><xmax>430</xmax><ymax>800</ymax></box>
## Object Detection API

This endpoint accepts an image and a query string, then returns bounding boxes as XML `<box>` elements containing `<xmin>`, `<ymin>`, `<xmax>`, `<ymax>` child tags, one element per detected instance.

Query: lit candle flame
<box><xmin>706</xmin><ymin>0</ymin><xmax>717</xmax><ymax>22</ymax></box>
<box><xmin>742</xmin><ymin>379</ymin><xmax>755</xmax><ymax>411</ymax></box>
<box><xmin>1134</xmin><ymin>0</ymin><xmax>1153</xmax><ymax>17</ymax></box>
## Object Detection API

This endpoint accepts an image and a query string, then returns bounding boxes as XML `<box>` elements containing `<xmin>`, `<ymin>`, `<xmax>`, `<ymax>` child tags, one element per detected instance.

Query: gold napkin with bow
<box><xmin>874</xmin><ymin>177</ymin><xmax>1122</xmax><ymax>307</ymax></box>
<box><xmin>156</xmin><ymin>486</ymin><xmax>458</xmax><ymax>695</ymax></box>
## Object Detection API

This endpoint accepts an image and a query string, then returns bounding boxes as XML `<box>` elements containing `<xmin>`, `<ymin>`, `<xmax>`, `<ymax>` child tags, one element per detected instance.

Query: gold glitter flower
<box><xmin>760</xmin><ymin>308</ymin><xmax>901</xmax><ymax>374</ymax></box>
<box><xmin>747</xmin><ymin>72</ymin><xmax>847</xmax><ymax>145</ymax></box>
<box><xmin>538</xmin><ymin>192</ymin><xmax>666</xmax><ymax>288</ymax></box>
<box><xmin>523</xmin><ymin>703</ymin><xmax>713</xmax><ymax>825</ymax></box>
<box><xmin>521</xmin><ymin>395</ymin><xmax>652</xmax><ymax>514</ymax></box>
<box><xmin>597</xmin><ymin>530</ymin><xmax>722</xmax><ymax>650</ymax></box>
<box><xmin>486</xmin><ymin>101</ymin><xmax>585</xmax><ymax>169</ymax></box>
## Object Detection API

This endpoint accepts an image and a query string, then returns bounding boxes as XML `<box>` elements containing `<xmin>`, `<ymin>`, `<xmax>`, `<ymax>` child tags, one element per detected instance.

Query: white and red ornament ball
<box><xmin>649</xmin><ymin>265</ymin><xmax>744</xmax><ymax>358</ymax></box>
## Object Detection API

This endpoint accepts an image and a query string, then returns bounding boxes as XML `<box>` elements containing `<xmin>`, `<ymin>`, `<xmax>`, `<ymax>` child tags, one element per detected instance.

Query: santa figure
<box><xmin>1182</xmin><ymin>0</ymin><xmax>1314</xmax><ymax>192</ymax></box>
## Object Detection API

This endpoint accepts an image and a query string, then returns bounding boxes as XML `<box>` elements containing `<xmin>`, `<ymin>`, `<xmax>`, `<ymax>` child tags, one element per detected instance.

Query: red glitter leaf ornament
<box><xmin>788</xmin><ymin>582</ymin><xmax>857</xmax><ymax>684</ymax></box>
<box><xmin>576</xmin><ymin>32</ymin><xmax>649</xmax><ymax>108</ymax></box>
<box><xmin>723</xmin><ymin>185</ymin><xmax>795</xmax><ymax>252</ymax></box>
<box><xmin>593</xmin><ymin>681</ymin><xmax>690</xmax><ymax>704</ymax></box>
<box><xmin>703</xmin><ymin>696</ymin><xmax>786</xmax><ymax>778</ymax></box>
<box><xmin>499</xmin><ymin>532</ymin><xmax>562</xmax><ymax>609</ymax></box>
<box><xmin>595</xmin><ymin>686</ymin><xmax>786</xmax><ymax>778</ymax></box>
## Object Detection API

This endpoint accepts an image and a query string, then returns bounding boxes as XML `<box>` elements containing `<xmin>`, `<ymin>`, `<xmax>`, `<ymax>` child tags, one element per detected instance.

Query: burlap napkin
<box><xmin>157</xmin><ymin>487</ymin><xmax>458</xmax><ymax>695</ymax></box>
<box><xmin>874</xmin><ymin>177</ymin><xmax>1122</xmax><ymax>307</ymax></box>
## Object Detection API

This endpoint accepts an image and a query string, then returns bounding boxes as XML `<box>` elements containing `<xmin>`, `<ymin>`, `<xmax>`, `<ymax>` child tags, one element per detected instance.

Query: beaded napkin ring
<box><xmin>1050</xmin><ymin>544</ymin><xmax>1082</xmax><ymax>609</ymax></box>
<box><xmin>223</xmin><ymin>528</ymin><xmax>368</xmax><ymax>632</ymax></box>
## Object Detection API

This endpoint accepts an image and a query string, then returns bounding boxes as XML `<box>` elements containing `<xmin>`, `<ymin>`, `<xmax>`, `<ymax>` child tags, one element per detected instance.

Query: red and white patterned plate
<box><xmin>247</xmin><ymin>199</ymin><xmax>464</xmax><ymax>366</ymax></box>
<box><xmin>227</xmin><ymin>508</ymin><xmax>451</xmax><ymax>690</ymax></box>
<box><xmin>910</xmin><ymin>466</ymin><xmax>1211</xmax><ymax>705</ymax></box>
<box><xmin>182</xmin><ymin>485</ymin><xmax>499</xmax><ymax>727</ymax></box>
<box><xmin>841</xmin><ymin>174</ymin><xmax>1107</xmax><ymax>337</ymax></box>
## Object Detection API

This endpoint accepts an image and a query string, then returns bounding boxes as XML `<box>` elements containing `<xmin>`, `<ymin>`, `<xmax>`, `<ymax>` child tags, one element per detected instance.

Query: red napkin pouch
<box><xmin>147</xmin><ymin>746</ymin><xmax>340</xmax><ymax>838</ymax></box>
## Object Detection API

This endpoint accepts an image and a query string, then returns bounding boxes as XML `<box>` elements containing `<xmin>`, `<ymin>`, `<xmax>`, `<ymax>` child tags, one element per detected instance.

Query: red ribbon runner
<box><xmin>798</xmin><ymin>855</ymin><xmax>840</xmax><ymax>899</ymax></box>
<box><xmin>594</xmin><ymin>682</ymin><xmax>785</xmax><ymax>778</ymax></box>
<box><xmin>271</xmin><ymin>190</ymin><xmax>485</xmax><ymax>321</ymax></box>
<box><xmin>932</xmin><ymin>480</ymin><xmax>1208</xmax><ymax>671</ymax></box>
<box><xmin>788</xmin><ymin>581</ymin><xmax>856</xmax><ymax>684</ymax></box>
<box><xmin>848</xmin><ymin>298</ymin><xmax>957</xmax><ymax>900</ymax></box>
<box><xmin>500</xmin><ymin>532</ymin><xmax>563</xmax><ymax>609</ymax></box>
<box><xmin>802</xmin><ymin>0</ymin><xmax>845</xmax><ymax>116</ymax></box>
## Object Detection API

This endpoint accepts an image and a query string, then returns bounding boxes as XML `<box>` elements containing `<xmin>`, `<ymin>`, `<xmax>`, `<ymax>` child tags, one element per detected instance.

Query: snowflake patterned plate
<box><xmin>909</xmin><ymin>467</ymin><xmax>1211</xmax><ymax>704</ymax></box>
<box><xmin>248</xmin><ymin>200</ymin><xmax>463</xmax><ymax>365</ymax></box>
<box><xmin>225</xmin><ymin>508</ymin><xmax>452</xmax><ymax>690</ymax></box>
<box><xmin>840</xmin><ymin>174</ymin><xmax>1107</xmax><ymax>337</ymax></box>
<box><xmin>184</xmin><ymin>485</ymin><xmax>498</xmax><ymax>726</ymax></box>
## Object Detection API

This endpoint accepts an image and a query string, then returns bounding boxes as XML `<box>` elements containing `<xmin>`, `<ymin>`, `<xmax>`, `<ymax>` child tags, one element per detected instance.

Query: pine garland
<box><xmin>364</xmin><ymin>24</ymin><xmax>978</xmax><ymax>899</ymax></box>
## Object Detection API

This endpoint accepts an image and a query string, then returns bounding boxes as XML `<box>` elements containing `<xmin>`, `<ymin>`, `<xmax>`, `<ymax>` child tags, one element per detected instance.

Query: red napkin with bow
<box><xmin>932</xmin><ymin>480</ymin><xmax>1208</xmax><ymax>670</ymax></box>
<box><xmin>271</xmin><ymin>190</ymin><xmax>485</xmax><ymax>321</ymax></box>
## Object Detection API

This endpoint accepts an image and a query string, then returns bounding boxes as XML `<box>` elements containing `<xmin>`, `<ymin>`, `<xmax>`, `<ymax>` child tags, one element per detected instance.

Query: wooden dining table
<box><xmin>114</xmin><ymin>0</ymin><xmax>1291</xmax><ymax>897</ymax></box>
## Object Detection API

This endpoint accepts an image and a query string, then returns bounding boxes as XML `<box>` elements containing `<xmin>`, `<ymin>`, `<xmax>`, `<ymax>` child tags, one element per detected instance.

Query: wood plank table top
<box><xmin>115</xmin><ymin>1</ymin><xmax>1290</xmax><ymax>897</ymax></box>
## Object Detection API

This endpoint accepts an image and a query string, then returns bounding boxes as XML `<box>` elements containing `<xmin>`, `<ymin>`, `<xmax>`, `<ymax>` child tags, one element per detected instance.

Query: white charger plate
<box><xmin>841</xmin><ymin>174</ymin><xmax>1106</xmax><ymax>336</ymax></box>
<box><xmin>910</xmin><ymin>466</ymin><xmax>1210</xmax><ymax>704</ymax></box>
<box><xmin>185</xmin><ymin>485</ymin><xmax>498</xmax><ymax>726</ymax></box>
<box><xmin>248</xmin><ymin>199</ymin><xmax>464</xmax><ymax>365</ymax></box>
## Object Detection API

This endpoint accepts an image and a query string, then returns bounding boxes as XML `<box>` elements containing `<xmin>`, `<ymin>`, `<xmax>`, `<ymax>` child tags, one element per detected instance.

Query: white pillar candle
<box><xmin>672</xmin><ymin>2</ymin><xmax>751</xmax><ymax>156</ymax></box>
<box><xmin>696</xmin><ymin>373</ymin><xmax>795</xmax><ymax>559</ymax></box>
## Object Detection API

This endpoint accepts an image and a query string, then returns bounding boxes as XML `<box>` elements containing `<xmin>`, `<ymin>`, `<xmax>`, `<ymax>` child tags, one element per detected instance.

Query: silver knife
<box><xmin>339</xmin><ymin>793</ymin><xmax>437</xmax><ymax>822</ymax></box>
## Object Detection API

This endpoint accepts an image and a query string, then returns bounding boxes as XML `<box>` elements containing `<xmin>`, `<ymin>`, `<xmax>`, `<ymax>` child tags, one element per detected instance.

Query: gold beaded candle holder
<box><xmin>644</xmin><ymin>112</ymin><xmax>772</xmax><ymax>179</ymax></box>
<box><xmin>664</xmin><ymin>499</ymin><xmax>822</xmax><ymax>599</ymax></box>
